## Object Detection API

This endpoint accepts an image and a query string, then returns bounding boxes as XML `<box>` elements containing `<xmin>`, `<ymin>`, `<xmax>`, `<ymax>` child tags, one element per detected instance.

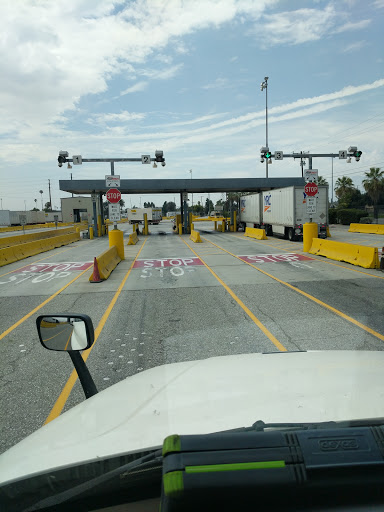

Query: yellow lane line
<box><xmin>0</xmin><ymin>267</ymin><xmax>91</xmax><ymax>342</ymax></box>
<box><xmin>44</xmin><ymin>239</ymin><xmax>148</xmax><ymax>424</ymax></box>
<box><xmin>0</xmin><ymin>241</ymin><xmax>91</xmax><ymax>278</ymax></box>
<box><xmin>230</xmin><ymin>234</ymin><xmax>384</xmax><ymax>281</ymax></box>
<box><xmin>180</xmin><ymin>238</ymin><xmax>287</xmax><ymax>352</ymax></box>
<box><xmin>64</xmin><ymin>330</ymin><xmax>73</xmax><ymax>351</ymax></box>
<box><xmin>202</xmin><ymin>237</ymin><xmax>384</xmax><ymax>343</ymax></box>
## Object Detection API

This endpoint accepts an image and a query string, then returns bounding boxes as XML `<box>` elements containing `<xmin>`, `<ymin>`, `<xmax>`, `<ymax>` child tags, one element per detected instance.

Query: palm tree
<box><xmin>362</xmin><ymin>167</ymin><xmax>384</xmax><ymax>220</ymax></box>
<box><xmin>316</xmin><ymin>176</ymin><xmax>328</xmax><ymax>185</ymax></box>
<box><xmin>335</xmin><ymin>176</ymin><xmax>354</xmax><ymax>200</ymax></box>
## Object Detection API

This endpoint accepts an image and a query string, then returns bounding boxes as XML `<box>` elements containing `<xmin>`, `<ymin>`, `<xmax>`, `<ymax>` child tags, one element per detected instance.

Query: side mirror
<box><xmin>36</xmin><ymin>314</ymin><xmax>94</xmax><ymax>352</ymax></box>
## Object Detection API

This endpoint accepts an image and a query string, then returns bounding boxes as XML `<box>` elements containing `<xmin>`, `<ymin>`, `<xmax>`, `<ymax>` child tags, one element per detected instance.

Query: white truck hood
<box><xmin>1</xmin><ymin>350</ymin><xmax>384</xmax><ymax>485</ymax></box>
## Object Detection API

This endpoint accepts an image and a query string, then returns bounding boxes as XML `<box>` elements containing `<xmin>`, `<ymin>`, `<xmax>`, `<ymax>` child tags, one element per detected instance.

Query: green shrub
<box><xmin>359</xmin><ymin>217</ymin><xmax>372</xmax><ymax>224</ymax></box>
<box><xmin>337</xmin><ymin>209</ymin><xmax>367</xmax><ymax>225</ymax></box>
<box><xmin>329</xmin><ymin>208</ymin><xmax>337</xmax><ymax>224</ymax></box>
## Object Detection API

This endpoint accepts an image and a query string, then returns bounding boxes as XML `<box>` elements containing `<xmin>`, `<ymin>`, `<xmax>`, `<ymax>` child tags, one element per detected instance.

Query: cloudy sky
<box><xmin>1</xmin><ymin>0</ymin><xmax>384</xmax><ymax>210</ymax></box>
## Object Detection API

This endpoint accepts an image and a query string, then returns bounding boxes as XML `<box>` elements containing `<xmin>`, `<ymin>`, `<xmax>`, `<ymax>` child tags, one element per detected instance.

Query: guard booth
<box><xmin>61</xmin><ymin>197</ymin><xmax>94</xmax><ymax>225</ymax></box>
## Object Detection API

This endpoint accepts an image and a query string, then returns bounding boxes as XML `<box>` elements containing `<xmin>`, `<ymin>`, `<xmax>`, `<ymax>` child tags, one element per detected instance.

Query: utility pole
<box><xmin>260</xmin><ymin>77</ymin><xmax>269</xmax><ymax>178</ymax></box>
<box><xmin>48</xmin><ymin>179</ymin><xmax>52</xmax><ymax>211</ymax></box>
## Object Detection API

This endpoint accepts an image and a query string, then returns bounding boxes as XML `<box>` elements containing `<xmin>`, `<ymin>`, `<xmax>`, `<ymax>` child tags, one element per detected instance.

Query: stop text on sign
<box><xmin>304</xmin><ymin>183</ymin><xmax>318</xmax><ymax>197</ymax></box>
<box><xmin>106</xmin><ymin>188</ymin><xmax>121</xmax><ymax>203</ymax></box>
<box><xmin>133</xmin><ymin>257</ymin><xmax>203</xmax><ymax>268</ymax></box>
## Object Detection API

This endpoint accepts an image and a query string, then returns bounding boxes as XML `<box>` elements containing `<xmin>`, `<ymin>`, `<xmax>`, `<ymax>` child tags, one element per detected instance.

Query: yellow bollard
<box><xmin>76</xmin><ymin>227</ymin><xmax>81</xmax><ymax>235</ymax></box>
<box><xmin>221</xmin><ymin>221</ymin><xmax>225</xmax><ymax>232</ymax></box>
<box><xmin>109</xmin><ymin>228</ymin><xmax>125</xmax><ymax>260</ymax></box>
<box><xmin>303</xmin><ymin>223</ymin><xmax>318</xmax><ymax>253</ymax></box>
<box><xmin>143</xmin><ymin>214</ymin><xmax>148</xmax><ymax>235</ymax></box>
<box><xmin>89</xmin><ymin>226</ymin><xmax>94</xmax><ymax>240</ymax></box>
<box><xmin>191</xmin><ymin>222</ymin><xmax>194</xmax><ymax>231</ymax></box>
<box><xmin>233</xmin><ymin>211</ymin><xmax>237</xmax><ymax>232</ymax></box>
<box><xmin>97</xmin><ymin>215</ymin><xmax>102</xmax><ymax>237</ymax></box>
<box><xmin>178</xmin><ymin>223</ymin><xmax>183</xmax><ymax>235</ymax></box>
<box><xmin>214</xmin><ymin>221</ymin><xmax>217</xmax><ymax>231</ymax></box>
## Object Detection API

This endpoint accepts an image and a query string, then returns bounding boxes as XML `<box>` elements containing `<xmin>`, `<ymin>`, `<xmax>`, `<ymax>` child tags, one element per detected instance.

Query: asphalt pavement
<box><xmin>1</xmin><ymin>220</ymin><xmax>384</xmax><ymax>453</ymax></box>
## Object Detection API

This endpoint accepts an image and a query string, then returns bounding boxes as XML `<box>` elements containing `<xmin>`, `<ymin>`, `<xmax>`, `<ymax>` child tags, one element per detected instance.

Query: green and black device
<box><xmin>161</xmin><ymin>427</ymin><xmax>384</xmax><ymax>511</ymax></box>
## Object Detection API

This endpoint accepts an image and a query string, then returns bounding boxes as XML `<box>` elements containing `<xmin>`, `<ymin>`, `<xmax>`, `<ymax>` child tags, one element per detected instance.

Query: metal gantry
<box><xmin>57</xmin><ymin>150</ymin><xmax>166</xmax><ymax>235</ymax></box>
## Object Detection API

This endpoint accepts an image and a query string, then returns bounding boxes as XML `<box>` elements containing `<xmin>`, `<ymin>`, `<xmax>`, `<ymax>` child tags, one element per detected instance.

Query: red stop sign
<box><xmin>304</xmin><ymin>182</ymin><xmax>318</xmax><ymax>197</ymax></box>
<box><xmin>106</xmin><ymin>188</ymin><xmax>121</xmax><ymax>203</ymax></box>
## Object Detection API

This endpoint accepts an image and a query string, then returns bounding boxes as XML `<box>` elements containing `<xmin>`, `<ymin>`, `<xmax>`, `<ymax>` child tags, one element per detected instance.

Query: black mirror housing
<box><xmin>36</xmin><ymin>314</ymin><xmax>95</xmax><ymax>352</ymax></box>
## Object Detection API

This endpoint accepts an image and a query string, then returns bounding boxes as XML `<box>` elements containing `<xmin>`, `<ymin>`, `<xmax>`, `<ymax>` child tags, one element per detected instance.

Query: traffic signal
<box><xmin>347</xmin><ymin>146</ymin><xmax>362</xmax><ymax>162</ymax></box>
<box><xmin>57</xmin><ymin>150</ymin><xmax>68</xmax><ymax>167</ymax></box>
<box><xmin>354</xmin><ymin>150</ymin><xmax>362</xmax><ymax>161</ymax></box>
<box><xmin>260</xmin><ymin>147</ymin><xmax>272</xmax><ymax>163</ymax></box>
<box><xmin>155</xmin><ymin>150</ymin><xmax>165</xmax><ymax>166</ymax></box>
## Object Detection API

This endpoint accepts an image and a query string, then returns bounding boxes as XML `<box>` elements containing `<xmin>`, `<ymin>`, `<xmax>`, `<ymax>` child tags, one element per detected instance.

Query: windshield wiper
<box><xmin>220</xmin><ymin>417</ymin><xmax>384</xmax><ymax>433</ymax></box>
<box><xmin>23</xmin><ymin>448</ymin><xmax>162</xmax><ymax>512</ymax></box>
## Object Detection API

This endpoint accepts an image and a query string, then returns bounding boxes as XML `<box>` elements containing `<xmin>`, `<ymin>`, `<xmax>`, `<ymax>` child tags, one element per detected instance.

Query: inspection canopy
<box><xmin>59</xmin><ymin>177</ymin><xmax>305</xmax><ymax>195</ymax></box>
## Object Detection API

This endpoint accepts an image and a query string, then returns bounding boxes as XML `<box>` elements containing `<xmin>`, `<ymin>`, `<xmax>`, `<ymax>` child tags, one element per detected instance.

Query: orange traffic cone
<box><xmin>90</xmin><ymin>257</ymin><xmax>102</xmax><ymax>283</ymax></box>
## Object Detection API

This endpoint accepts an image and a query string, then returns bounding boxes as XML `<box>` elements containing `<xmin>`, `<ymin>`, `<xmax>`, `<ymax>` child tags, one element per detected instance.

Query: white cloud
<box><xmin>374</xmin><ymin>0</ymin><xmax>384</xmax><ymax>7</ymax></box>
<box><xmin>137</xmin><ymin>64</ymin><xmax>184</xmax><ymax>80</ymax></box>
<box><xmin>202</xmin><ymin>78</ymin><xmax>230</xmax><ymax>90</ymax></box>
<box><xmin>255</xmin><ymin>4</ymin><xmax>371</xmax><ymax>47</ymax></box>
<box><xmin>90</xmin><ymin>111</ymin><xmax>146</xmax><ymax>124</ymax></box>
<box><xmin>255</xmin><ymin>5</ymin><xmax>337</xmax><ymax>46</ymax></box>
<box><xmin>119</xmin><ymin>81</ymin><xmax>148</xmax><ymax>95</ymax></box>
<box><xmin>335</xmin><ymin>19</ymin><xmax>371</xmax><ymax>33</ymax></box>
<box><xmin>341</xmin><ymin>40</ymin><xmax>368</xmax><ymax>53</ymax></box>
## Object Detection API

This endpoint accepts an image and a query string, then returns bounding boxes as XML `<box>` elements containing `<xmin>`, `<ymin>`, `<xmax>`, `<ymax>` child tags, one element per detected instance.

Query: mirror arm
<box><xmin>68</xmin><ymin>351</ymin><xmax>98</xmax><ymax>399</ymax></box>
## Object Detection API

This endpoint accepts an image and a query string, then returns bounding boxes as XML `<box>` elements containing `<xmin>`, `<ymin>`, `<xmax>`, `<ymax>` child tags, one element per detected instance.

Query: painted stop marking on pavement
<box><xmin>106</xmin><ymin>188</ymin><xmax>121</xmax><ymax>203</ymax></box>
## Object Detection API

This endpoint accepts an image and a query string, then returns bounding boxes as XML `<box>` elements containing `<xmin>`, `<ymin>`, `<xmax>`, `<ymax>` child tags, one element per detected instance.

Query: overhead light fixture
<box><xmin>153</xmin><ymin>162</ymin><xmax>157</xmax><ymax>168</ymax></box>
<box><xmin>346</xmin><ymin>157</ymin><xmax>351</xmax><ymax>163</ymax></box>
<box><xmin>67</xmin><ymin>163</ymin><xmax>72</xmax><ymax>169</ymax></box>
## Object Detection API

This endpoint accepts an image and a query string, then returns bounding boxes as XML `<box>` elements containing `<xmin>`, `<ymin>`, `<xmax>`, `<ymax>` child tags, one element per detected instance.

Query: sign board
<box><xmin>307</xmin><ymin>197</ymin><xmax>316</xmax><ymax>214</ymax></box>
<box><xmin>19</xmin><ymin>214</ymin><xmax>27</xmax><ymax>225</ymax></box>
<box><xmin>215</xmin><ymin>205</ymin><xmax>224</xmax><ymax>211</ymax></box>
<box><xmin>182</xmin><ymin>192</ymin><xmax>189</xmax><ymax>202</ymax></box>
<box><xmin>72</xmin><ymin>155</ymin><xmax>82</xmax><ymax>165</ymax></box>
<box><xmin>141</xmin><ymin>155</ymin><xmax>151</xmax><ymax>164</ymax></box>
<box><xmin>108</xmin><ymin>204</ymin><xmax>121</xmax><ymax>222</ymax></box>
<box><xmin>304</xmin><ymin>182</ymin><xmax>318</xmax><ymax>197</ymax></box>
<box><xmin>304</xmin><ymin>169</ymin><xmax>318</xmax><ymax>182</ymax></box>
<box><xmin>339</xmin><ymin>150</ymin><xmax>347</xmax><ymax>159</ymax></box>
<box><xmin>274</xmin><ymin>151</ymin><xmax>283</xmax><ymax>160</ymax></box>
<box><xmin>91</xmin><ymin>193</ymin><xmax>98</xmax><ymax>202</ymax></box>
<box><xmin>105</xmin><ymin>175</ymin><xmax>120</xmax><ymax>187</ymax></box>
<box><xmin>106</xmin><ymin>188</ymin><xmax>121</xmax><ymax>204</ymax></box>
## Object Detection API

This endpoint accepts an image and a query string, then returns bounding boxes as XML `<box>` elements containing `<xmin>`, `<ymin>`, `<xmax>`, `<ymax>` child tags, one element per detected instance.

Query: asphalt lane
<box><xmin>1</xmin><ymin>220</ymin><xmax>384</xmax><ymax>453</ymax></box>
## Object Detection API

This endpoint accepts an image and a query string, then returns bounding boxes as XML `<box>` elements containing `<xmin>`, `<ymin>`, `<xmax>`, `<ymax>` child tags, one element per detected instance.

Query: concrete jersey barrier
<box><xmin>0</xmin><ymin>227</ymin><xmax>76</xmax><ymax>249</ymax></box>
<box><xmin>349</xmin><ymin>223</ymin><xmax>384</xmax><ymax>235</ymax></box>
<box><xmin>309</xmin><ymin>238</ymin><xmax>379</xmax><ymax>269</ymax></box>
<box><xmin>190</xmin><ymin>230</ymin><xmax>202</xmax><ymax>243</ymax></box>
<box><xmin>0</xmin><ymin>232</ymin><xmax>80</xmax><ymax>267</ymax></box>
<box><xmin>244</xmin><ymin>227</ymin><xmax>267</xmax><ymax>240</ymax></box>
<box><xmin>89</xmin><ymin>246</ymin><xmax>121</xmax><ymax>281</ymax></box>
<box><xmin>127</xmin><ymin>232</ymin><xmax>139</xmax><ymax>245</ymax></box>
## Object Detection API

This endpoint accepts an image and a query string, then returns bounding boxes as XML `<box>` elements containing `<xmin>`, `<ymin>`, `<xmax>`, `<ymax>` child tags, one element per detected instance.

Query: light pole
<box><xmin>260</xmin><ymin>76</ymin><xmax>269</xmax><ymax>178</ymax></box>
<box><xmin>331</xmin><ymin>157</ymin><xmax>334</xmax><ymax>205</ymax></box>
<box><xmin>39</xmin><ymin>190</ymin><xmax>44</xmax><ymax>211</ymax></box>
<box><xmin>189</xmin><ymin>169</ymin><xmax>193</xmax><ymax>212</ymax></box>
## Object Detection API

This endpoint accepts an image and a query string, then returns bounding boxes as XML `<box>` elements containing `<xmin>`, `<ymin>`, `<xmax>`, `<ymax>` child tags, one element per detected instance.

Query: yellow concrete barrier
<box><xmin>89</xmin><ymin>245</ymin><xmax>121</xmax><ymax>281</ymax></box>
<box><xmin>349</xmin><ymin>223</ymin><xmax>384</xmax><ymax>235</ymax></box>
<box><xmin>127</xmin><ymin>232</ymin><xmax>139</xmax><ymax>245</ymax></box>
<box><xmin>309</xmin><ymin>238</ymin><xmax>379</xmax><ymax>269</ymax></box>
<box><xmin>244</xmin><ymin>227</ymin><xmax>267</xmax><ymax>240</ymax></box>
<box><xmin>190</xmin><ymin>230</ymin><xmax>202</xmax><ymax>243</ymax></box>
<box><xmin>0</xmin><ymin>232</ymin><xmax>80</xmax><ymax>267</ymax></box>
<box><xmin>0</xmin><ymin>227</ymin><xmax>76</xmax><ymax>249</ymax></box>
<box><xmin>109</xmin><ymin>229</ymin><xmax>125</xmax><ymax>260</ymax></box>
